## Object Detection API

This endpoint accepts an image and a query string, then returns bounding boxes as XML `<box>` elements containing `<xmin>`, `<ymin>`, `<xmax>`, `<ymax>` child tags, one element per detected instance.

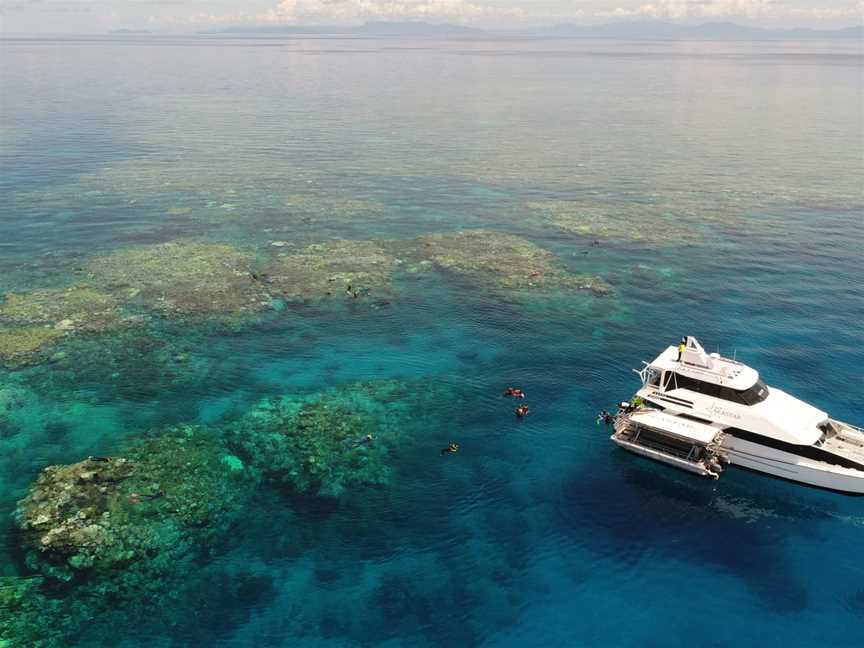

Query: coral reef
<box><xmin>0</xmin><ymin>285</ymin><xmax>129</xmax><ymax>367</ymax></box>
<box><xmin>15</xmin><ymin>426</ymin><xmax>253</xmax><ymax>582</ymax></box>
<box><xmin>0</xmin><ymin>382</ymin><xmax>39</xmax><ymax>440</ymax></box>
<box><xmin>3</xmin><ymin>426</ymin><xmax>255</xmax><ymax>647</ymax></box>
<box><xmin>416</xmin><ymin>230</ymin><xmax>610</xmax><ymax>295</ymax></box>
<box><xmin>226</xmin><ymin>380</ymin><xmax>414</xmax><ymax>496</ymax></box>
<box><xmin>0</xmin><ymin>286</ymin><xmax>122</xmax><ymax>333</ymax></box>
<box><xmin>0</xmin><ymin>326</ymin><xmax>65</xmax><ymax>367</ymax></box>
<box><xmin>29</xmin><ymin>325</ymin><xmax>216</xmax><ymax>403</ymax></box>
<box><xmin>0</xmin><ymin>575</ymin><xmax>79</xmax><ymax>647</ymax></box>
<box><xmin>1</xmin><ymin>376</ymin><xmax>467</xmax><ymax>645</ymax></box>
<box><xmin>264</xmin><ymin>239</ymin><xmax>402</xmax><ymax>304</ymax></box>
<box><xmin>85</xmin><ymin>240</ymin><xmax>270</xmax><ymax>318</ymax></box>
<box><xmin>525</xmin><ymin>200</ymin><xmax>700</xmax><ymax>244</ymax></box>
<box><xmin>282</xmin><ymin>195</ymin><xmax>387</xmax><ymax>221</ymax></box>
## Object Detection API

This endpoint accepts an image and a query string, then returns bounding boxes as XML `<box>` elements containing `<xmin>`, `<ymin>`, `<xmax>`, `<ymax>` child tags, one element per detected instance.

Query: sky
<box><xmin>0</xmin><ymin>0</ymin><xmax>862</xmax><ymax>33</ymax></box>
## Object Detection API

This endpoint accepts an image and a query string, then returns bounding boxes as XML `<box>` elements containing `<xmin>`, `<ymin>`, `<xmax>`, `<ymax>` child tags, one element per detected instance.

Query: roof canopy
<box><xmin>650</xmin><ymin>337</ymin><xmax>758</xmax><ymax>390</ymax></box>
<box><xmin>630</xmin><ymin>410</ymin><xmax>720</xmax><ymax>445</ymax></box>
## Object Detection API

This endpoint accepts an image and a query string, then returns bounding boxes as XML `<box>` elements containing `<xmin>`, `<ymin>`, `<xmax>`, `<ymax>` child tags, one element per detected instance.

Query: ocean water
<box><xmin>0</xmin><ymin>35</ymin><xmax>863</xmax><ymax>646</ymax></box>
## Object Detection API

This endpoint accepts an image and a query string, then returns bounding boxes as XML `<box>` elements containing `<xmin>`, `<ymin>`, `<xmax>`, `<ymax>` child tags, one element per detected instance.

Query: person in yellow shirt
<box><xmin>677</xmin><ymin>337</ymin><xmax>686</xmax><ymax>362</ymax></box>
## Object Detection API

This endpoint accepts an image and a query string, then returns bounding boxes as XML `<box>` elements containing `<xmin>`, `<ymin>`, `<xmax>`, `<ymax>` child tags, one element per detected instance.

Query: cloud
<box><xmin>261</xmin><ymin>0</ymin><xmax>525</xmax><ymax>24</ymax></box>
<box><xmin>595</xmin><ymin>0</ymin><xmax>774</xmax><ymax>20</ymax></box>
<box><xmin>594</xmin><ymin>0</ymin><xmax>862</xmax><ymax>22</ymax></box>
<box><xmin>151</xmin><ymin>0</ymin><xmax>527</xmax><ymax>27</ymax></box>
<box><xmin>787</xmin><ymin>2</ymin><xmax>864</xmax><ymax>21</ymax></box>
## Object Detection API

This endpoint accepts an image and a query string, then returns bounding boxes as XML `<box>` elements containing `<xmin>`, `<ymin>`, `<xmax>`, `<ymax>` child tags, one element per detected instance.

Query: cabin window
<box><xmin>738</xmin><ymin>379</ymin><xmax>770</xmax><ymax>405</ymax></box>
<box><xmin>670</xmin><ymin>373</ymin><xmax>769</xmax><ymax>406</ymax></box>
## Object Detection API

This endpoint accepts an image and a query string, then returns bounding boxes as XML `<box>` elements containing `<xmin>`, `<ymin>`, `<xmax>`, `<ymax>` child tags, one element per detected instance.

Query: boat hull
<box><xmin>721</xmin><ymin>436</ymin><xmax>864</xmax><ymax>495</ymax></box>
<box><xmin>611</xmin><ymin>435</ymin><xmax>719</xmax><ymax>479</ymax></box>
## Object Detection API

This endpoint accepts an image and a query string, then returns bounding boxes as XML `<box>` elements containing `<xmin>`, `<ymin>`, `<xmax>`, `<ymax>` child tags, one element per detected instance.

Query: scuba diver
<box><xmin>515</xmin><ymin>404</ymin><xmax>530</xmax><ymax>418</ymax></box>
<box><xmin>440</xmin><ymin>442</ymin><xmax>460</xmax><ymax>456</ymax></box>
<box><xmin>596</xmin><ymin>409</ymin><xmax>615</xmax><ymax>426</ymax></box>
<box><xmin>352</xmin><ymin>434</ymin><xmax>374</xmax><ymax>447</ymax></box>
<box><xmin>503</xmin><ymin>387</ymin><xmax>526</xmax><ymax>399</ymax></box>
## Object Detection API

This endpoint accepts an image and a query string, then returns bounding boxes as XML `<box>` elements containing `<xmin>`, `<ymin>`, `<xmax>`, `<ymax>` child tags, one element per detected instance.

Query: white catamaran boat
<box><xmin>608</xmin><ymin>336</ymin><xmax>864</xmax><ymax>494</ymax></box>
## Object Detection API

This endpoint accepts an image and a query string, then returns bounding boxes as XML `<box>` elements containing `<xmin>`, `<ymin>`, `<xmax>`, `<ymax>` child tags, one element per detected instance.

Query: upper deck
<box><xmin>650</xmin><ymin>337</ymin><xmax>759</xmax><ymax>391</ymax></box>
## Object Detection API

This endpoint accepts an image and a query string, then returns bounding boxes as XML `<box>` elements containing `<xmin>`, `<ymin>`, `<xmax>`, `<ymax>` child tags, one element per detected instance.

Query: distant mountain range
<box><xmin>203</xmin><ymin>20</ymin><xmax>863</xmax><ymax>40</ymax></box>
<box><xmin>204</xmin><ymin>21</ymin><xmax>486</xmax><ymax>38</ymax></box>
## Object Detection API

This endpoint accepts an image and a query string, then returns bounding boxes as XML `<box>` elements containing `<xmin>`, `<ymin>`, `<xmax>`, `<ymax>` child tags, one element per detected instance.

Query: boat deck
<box><xmin>822</xmin><ymin>420</ymin><xmax>864</xmax><ymax>465</ymax></box>
<box><xmin>612</xmin><ymin>410</ymin><xmax>724</xmax><ymax>479</ymax></box>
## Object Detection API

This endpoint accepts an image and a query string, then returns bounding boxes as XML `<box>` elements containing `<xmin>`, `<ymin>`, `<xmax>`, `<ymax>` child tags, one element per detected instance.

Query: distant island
<box><xmin>202</xmin><ymin>20</ymin><xmax>863</xmax><ymax>40</ymax></box>
<box><xmin>109</xmin><ymin>29</ymin><xmax>152</xmax><ymax>35</ymax></box>
<box><xmin>202</xmin><ymin>21</ymin><xmax>487</xmax><ymax>38</ymax></box>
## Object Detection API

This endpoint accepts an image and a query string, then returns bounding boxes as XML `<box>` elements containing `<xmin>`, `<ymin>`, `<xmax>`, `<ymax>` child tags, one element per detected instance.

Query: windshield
<box><xmin>739</xmin><ymin>379</ymin><xmax>769</xmax><ymax>405</ymax></box>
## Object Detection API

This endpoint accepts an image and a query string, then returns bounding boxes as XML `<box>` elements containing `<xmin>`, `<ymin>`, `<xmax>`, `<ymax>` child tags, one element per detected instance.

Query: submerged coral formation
<box><xmin>0</xmin><ymin>286</ymin><xmax>127</xmax><ymax>366</ymax></box>
<box><xmin>282</xmin><ymin>195</ymin><xmax>387</xmax><ymax>220</ymax></box>
<box><xmin>85</xmin><ymin>240</ymin><xmax>270</xmax><ymax>318</ymax></box>
<box><xmin>0</xmin><ymin>326</ymin><xmax>65</xmax><ymax>367</ymax></box>
<box><xmin>264</xmin><ymin>239</ymin><xmax>402</xmax><ymax>305</ymax></box>
<box><xmin>0</xmin><ymin>383</ymin><xmax>36</xmax><ymax>440</ymax></box>
<box><xmin>3</xmin><ymin>426</ymin><xmax>255</xmax><ymax>646</ymax></box>
<box><xmin>226</xmin><ymin>380</ymin><xmax>412</xmax><ymax>496</ymax></box>
<box><xmin>2</xmin><ymin>377</ymin><xmax>455</xmax><ymax>645</ymax></box>
<box><xmin>0</xmin><ymin>286</ymin><xmax>122</xmax><ymax>333</ymax></box>
<box><xmin>0</xmin><ymin>575</ymin><xmax>78</xmax><ymax>647</ymax></box>
<box><xmin>525</xmin><ymin>200</ymin><xmax>700</xmax><ymax>243</ymax></box>
<box><xmin>15</xmin><ymin>426</ymin><xmax>252</xmax><ymax>582</ymax></box>
<box><xmin>416</xmin><ymin>230</ymin><xmax>609</xmax><ymax>295</ymax></box>
<box><xmin>29</xmin><ymin>325</ymin><xmax>216</xmax><ymax>403</ymax></box>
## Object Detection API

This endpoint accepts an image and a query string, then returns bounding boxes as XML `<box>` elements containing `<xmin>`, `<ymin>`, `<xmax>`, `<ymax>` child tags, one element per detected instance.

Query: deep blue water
<box><xmin>1</xmin><ymin>36</ymin><xmax>863</xmax><ymax>646</ymax></box>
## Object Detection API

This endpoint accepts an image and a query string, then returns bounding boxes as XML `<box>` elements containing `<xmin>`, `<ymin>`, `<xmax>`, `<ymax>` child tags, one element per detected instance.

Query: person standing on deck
<box><xmin>677</xmin><ymin>337</ymin><xmax>686</xmax><ymax>362</ymax></box>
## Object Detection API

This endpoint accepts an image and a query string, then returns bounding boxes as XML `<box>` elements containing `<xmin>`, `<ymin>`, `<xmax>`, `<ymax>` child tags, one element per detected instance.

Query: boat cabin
<box><xmin>638</xmin><ymin>337</ymin><xmax>769</xmax><ymax>407</ymax></box>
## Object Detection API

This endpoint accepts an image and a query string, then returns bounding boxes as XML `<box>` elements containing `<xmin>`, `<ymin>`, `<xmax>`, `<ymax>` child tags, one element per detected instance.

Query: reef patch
<box><xmin>226</xmin><ymin>380</ymin><xmax>412</xmax><ymax>497</ymax></box>
<box><xmin>525</xmin><ymin>200</ymin><xmax>701</xmax><ymax>244</ymax></box>
<box><xmin>263</xmin><ymin>239</ymin><xmax>402</xmax><ymax>305</ymax></box>
<box><xmin>415</xmin><ymin>229</ymin><xmax>609</xmax><ymax>296</ymax></box>
<box><xmin>85</xmin><ymin>240</ymin><xmax>270</xmax><ymax>319</ymax></box>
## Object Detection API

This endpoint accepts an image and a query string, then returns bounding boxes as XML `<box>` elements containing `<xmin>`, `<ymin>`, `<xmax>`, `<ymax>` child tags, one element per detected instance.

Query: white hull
<box><xmin>619</xmin><ymin>336</ymin><xmax>864</xmax><ymax>495</ymax></box>
<box><xmin>611</xmin><ymin>436</ymin><xmax>719</xmax><ymax>479</ymax></box>
<box><xmin>721</xmin><ymin>436</ymin><xmax>864</xmax><ymax>495</ymax></box>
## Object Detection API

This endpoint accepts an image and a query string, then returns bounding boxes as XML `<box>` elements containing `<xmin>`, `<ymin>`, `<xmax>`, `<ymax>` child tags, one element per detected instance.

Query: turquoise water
<box><xmin>1</xmin><ymin>36</ymin><xmax>863</xmax><ymax>646</ymax></box>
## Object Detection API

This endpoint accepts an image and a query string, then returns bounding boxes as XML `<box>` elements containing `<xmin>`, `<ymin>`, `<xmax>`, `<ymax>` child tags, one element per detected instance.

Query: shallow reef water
<box><xmin>1</xmin><ymin>36</ymin><xmax>864</xmax><ymax>647</ymax></box>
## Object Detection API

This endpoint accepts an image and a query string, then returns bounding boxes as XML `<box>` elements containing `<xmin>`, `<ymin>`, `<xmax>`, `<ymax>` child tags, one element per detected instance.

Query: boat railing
<box><xmin>634</xmin><ymin>434</ymin><xmax>701</xmax><ymax>462</ymax></box>
<box><xmin>836</xmin><ymin>420</ymin><xmax>864</xmax><ymax>435</ymax></box>
<box><xmin>615</xmin><ymin>417</ymin><xmax>702</xmax><ymax>463</ymax></box>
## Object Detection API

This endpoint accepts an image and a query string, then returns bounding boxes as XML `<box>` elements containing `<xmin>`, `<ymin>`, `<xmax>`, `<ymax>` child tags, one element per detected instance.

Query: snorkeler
<box><xmin>503</xmin><ymin>387</ymin><xmax>526</xmax><ymax>399</ymax></box>
<box><xmin>596</xmin><ymin>409</ymin><xmax>615</xmax><ymax>426</ymax></box>
<box><xmin>440</xmin><ymin>442</ymin><xmax>460</xmax><ymax>455</ymax></box>
<box><xmin>515</xmin><ymin>404</ymin><xmax>530</xmax><ymax>418</ymax></box>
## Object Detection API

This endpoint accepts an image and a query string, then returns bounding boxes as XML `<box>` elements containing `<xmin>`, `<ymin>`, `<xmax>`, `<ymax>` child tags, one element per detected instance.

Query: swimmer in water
<box><xmin>440</xmin><ymin>442</ymin><xmax>460</xmax><ymax>455</ymax></box>
<box><xmin>503</xmin><ymin>387</ymin><xmax>525</xmax><ymax>398</ymax></box>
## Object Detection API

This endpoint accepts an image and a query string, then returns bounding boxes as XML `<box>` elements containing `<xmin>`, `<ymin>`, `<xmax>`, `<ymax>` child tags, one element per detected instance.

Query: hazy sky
<box><xmin>1</xmin><ymin>0</ymin><xmax>862</xmax><ymax>33</ymax></box>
